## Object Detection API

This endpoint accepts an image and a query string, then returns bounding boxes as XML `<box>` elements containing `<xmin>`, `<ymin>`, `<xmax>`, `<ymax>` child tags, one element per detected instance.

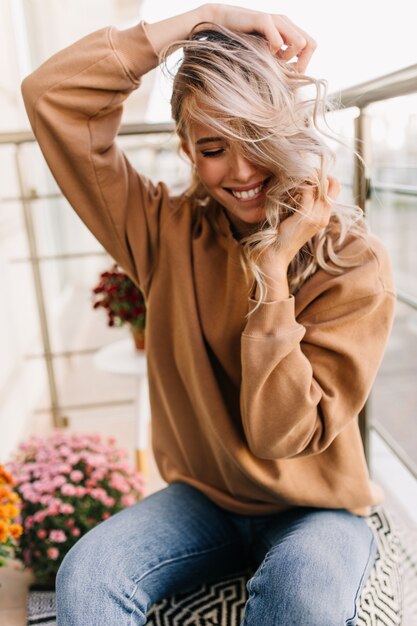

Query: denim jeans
<box><xmin>56</xmin><ymin>482</ymin><xmax>376</xmax><ymax>625</ymax></box>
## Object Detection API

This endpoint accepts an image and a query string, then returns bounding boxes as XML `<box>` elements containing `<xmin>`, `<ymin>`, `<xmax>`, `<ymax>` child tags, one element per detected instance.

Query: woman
<box><xmin>22</xmin><ymin>4</ymin><xmax>395</xmax><ymax>625</ymax></box>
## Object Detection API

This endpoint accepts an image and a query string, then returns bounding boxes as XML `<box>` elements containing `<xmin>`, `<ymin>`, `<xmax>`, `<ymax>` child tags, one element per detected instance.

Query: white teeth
<box><xmin>231</xmin><ymin>181</ymin><xmax>264</xmax><ymax>199</ymax></box>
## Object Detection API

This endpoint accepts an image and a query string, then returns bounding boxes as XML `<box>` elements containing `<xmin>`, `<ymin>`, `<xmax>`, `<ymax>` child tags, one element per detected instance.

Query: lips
<box><xmin>225</xmin><ymin>177</ymin><xmax>271</xmax><ymax>200</ymax></box>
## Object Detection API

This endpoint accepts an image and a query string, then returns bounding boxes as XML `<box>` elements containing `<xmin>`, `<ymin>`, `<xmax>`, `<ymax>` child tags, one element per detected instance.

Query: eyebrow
<box><xmin>195</xmin><ymin>137</ymin><xmax>225</xmax><ymax>146</ymax></box>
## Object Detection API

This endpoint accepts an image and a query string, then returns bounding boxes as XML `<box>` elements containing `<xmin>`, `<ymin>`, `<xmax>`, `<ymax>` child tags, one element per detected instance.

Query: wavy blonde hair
<box><xmin>160</xmin><ymin>22</ymin><xmax>368</xmax><ymax>309</ymax></box>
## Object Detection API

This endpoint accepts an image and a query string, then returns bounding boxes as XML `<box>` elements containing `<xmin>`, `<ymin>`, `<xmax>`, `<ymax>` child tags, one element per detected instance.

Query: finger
<box><xmin>292</xmin><ymin>43</ymin><xmax>316</xmax><ymax>74</ymax></box>
<box><xmin>277</xmin><ymin>20</ymin><xmax>316</xmax><ymax>72</ymax></box>
<box><xmin>271</xmin><ymin>19</ymin><xmax>307</xmax><ymax>58</ymax></box>
<box><xmin>273</xmin><ymin>16</ymin><xmax>315</xmax><ymax>71</ymax></box>
<box><xmin>278</xmin><ymin>43</ymin><xmax>303</xmax><ymax>62</ymax></box>
<box><xmin>254</xmin><ymin>15</ymin><xmax>284</xmax><ymax>54</ymax></box>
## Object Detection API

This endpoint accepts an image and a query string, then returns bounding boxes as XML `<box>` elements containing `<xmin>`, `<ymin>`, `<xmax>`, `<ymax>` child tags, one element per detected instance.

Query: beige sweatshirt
<box><xmin>21</xmin><ymin>22</ymin><xmax>396</xmax><ymax>516</ymax></box>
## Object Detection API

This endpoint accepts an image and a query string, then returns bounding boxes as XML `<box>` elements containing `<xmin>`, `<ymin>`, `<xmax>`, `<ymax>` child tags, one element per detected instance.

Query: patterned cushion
<box><xmin>27</xmin><ymin>508</ymin><xmax>403</xmax><ymax>626</ymax></box>
<box><xmin>146</xmin><ymin>508</ymin><xmax>403</xmax><ymax>626</ymax></box>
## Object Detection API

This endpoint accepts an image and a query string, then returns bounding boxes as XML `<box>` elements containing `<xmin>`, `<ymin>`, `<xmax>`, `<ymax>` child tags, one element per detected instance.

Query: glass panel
<box><xmin>368</xmin><ymin>192</ymin><xmax>417</xmax><ymax>296</ymax></box>
<box><xmin>35</xmin><ymin>350</ymin><xmax>137</xmax><ymax>412</ymax></box>
<box><xmin>38</xmin><ymin>254</ymin><xmax>127</xmax><ymax>354</ymax></box>
<box><xmin>322</xmin><ymin>106</ymin><xmax>357</xmax><ymax>204</ymax></box>
<box><xmin>120</xmin><ymin>132</ymin><xmax>191</xmax><ymax>193</ymax></box>
<box><xmin>0</xmin><ymin>145</ymin><xmax>20</xmax><ymax>199</ymax></box>
<box><xmin>370</xmin><ymin>300</ymin><xmax>417</xmax><ymax>466</ymax></box>
<box><xmin>367</xmin><ymin>94</ymin><xmax>417</xmax><ymax>298</ymax></box>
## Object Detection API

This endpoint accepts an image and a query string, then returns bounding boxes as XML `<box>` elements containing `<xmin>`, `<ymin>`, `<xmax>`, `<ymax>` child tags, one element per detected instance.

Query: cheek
<box><xmin>195</xmin><ymin>160</ymin><xmax>227</xmax><ymax>188</ymax></box>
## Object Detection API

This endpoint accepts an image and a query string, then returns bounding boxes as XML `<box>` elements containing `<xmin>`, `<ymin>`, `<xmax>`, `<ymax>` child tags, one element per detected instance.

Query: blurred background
<box><xmin>0</xmin><ymin>0</ymin><xmax>416</xmax><ymax>623</ymax></box>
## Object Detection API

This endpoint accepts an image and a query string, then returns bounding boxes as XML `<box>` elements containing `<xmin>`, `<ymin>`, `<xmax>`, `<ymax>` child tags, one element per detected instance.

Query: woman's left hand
<box><xmin>254</xmin><ymin>176</ymin><xmax>341</xmax><ymax>300</ymax></box>
<box><xmin>277</xmin><ymin>176</ymin><xmax>341</xmax><ymax>269</ymax></box>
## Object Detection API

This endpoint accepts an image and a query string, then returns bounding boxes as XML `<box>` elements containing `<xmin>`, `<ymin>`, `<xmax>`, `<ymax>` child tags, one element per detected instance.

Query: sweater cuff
<box><xmin>243</xmin><ymin>295</ymin><xmax>305</xmax><ymax>338</ymax></box>
<box><xmin>109</xmin><ymin>21</ymin><xmax>159</xmax><ymax>82</ymax></box>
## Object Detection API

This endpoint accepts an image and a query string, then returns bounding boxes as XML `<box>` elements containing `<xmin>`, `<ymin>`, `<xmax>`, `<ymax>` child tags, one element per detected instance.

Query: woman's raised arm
<box><xmin>21</xmin><ymin>20</ymin><xmax>172</xmax><ymax>294</ymax></box>
<box><xmin>21</xmin><ymin>4</ymin><xmax>316</xmax><ymax>293</ymax></box>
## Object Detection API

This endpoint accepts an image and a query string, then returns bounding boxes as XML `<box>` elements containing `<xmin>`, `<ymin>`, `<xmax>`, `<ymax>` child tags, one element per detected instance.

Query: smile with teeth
<box><xmin>227</xmin><ymin>178</ymin><xmax>270</xmax><ymax>201</ymax></box>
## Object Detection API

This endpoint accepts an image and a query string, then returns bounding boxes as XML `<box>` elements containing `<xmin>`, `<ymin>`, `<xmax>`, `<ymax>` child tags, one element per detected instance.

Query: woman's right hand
<box><xmin>206</xmin><ymin>4</ymin><xmax>317</xmax><ymax>73</ymax></box>
<box><xmin>144</xmin><ymin>3</ymin><xmax>316</xmax><ymax>74</ymax></box>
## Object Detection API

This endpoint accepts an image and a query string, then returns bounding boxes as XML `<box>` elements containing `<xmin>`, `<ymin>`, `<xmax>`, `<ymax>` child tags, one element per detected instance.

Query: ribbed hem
<box><xmin>109</xmin><ymin>21</ymin><xmax>159</xmax><ymax>82</ymax></box>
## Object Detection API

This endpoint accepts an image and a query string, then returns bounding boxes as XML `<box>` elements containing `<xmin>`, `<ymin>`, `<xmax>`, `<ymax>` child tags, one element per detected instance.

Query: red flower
<box><xmin>91</xmin><ymin>264</ymin><xmax>146</xmax><ymax>332</ymax></box>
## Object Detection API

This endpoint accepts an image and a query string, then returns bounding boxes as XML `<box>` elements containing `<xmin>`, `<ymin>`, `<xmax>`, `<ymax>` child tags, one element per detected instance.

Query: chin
<box><xmin>234</xmin><ymin>208</ymin><xmax>266</xmax><ymax>224</ymax></box>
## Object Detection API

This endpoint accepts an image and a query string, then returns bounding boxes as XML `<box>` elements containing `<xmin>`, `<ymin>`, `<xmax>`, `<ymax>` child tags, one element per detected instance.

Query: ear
<box><xmin>180</xmin><ymin>138</ymin><xmax>194</xmax><ymax>163</ymax></box>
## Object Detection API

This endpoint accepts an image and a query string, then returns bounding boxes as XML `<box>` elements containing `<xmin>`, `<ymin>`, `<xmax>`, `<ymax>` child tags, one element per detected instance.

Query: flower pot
<box><xmin>130</xmin><ymin>326</ymin><xmax>145</xmax><ymax>351</ymax></box>
<box><xmin>30</xmin><ymin>577</ymin><xmax>56</xmax><ymax>591</ymax></box>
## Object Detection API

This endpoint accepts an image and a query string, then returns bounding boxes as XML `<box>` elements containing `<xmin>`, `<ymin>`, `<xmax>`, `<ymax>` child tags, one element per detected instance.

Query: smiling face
<box><xmin>181</xmin><ymin>120</ymin><xmax>273</xmax><ymax>235</ymax></box>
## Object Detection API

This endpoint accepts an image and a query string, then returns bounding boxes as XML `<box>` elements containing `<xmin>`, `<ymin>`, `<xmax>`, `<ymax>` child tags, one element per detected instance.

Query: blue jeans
<box><xmin>56</xmin><ymin>482</ymin><xmax>376</xmax><ymax>625</ymax></box>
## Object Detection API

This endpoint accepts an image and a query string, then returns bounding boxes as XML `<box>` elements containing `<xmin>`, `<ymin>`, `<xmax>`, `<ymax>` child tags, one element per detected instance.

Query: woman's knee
<box><xmin>243</xmin><ymin>518</ymin><xmax>376</xmax><ymax>626</ymax></box>
<box><xmin>56</xmin><ymin>521</ymin><xmax>151</xmax><ymax>625</ymax></box>
<box><xmin>56</xmin><ymin>524</ymin><xmax>115</xmax><ymax>598</ymax></box>
<box><xmin>244</xmin><ymin>556</ymin><xmax>341</xmax><ymax>625</ymax></box>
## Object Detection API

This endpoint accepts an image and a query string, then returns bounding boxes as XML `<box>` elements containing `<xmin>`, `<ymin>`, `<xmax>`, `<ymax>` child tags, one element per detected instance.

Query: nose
<box><xmin>229</xmin><ymin>150</ymin><xmax>258</xmax><ymax>182</ymax></box>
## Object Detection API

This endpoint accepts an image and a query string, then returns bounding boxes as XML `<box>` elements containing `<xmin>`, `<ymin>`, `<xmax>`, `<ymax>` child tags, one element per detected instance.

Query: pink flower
<box><xmin>109</xmin><ymin>472</ymin><xmax>130</xmax><ymax>494</ymax></box>
<box><xmin>90</xmin><ymin>488</ymin><xmax>107</xmax><ymax>502</ymax></box>
<box><xmin>121</xmin><ymin>494</ymin><xmax>137</xmax><ymax>507</ymax></box>
<box><xmin>23</xmin><ymin>549</ymin><xmax>32</xmax><ymax>564</ymax></box>
<box><xmin>71</xmin><ymin>527</ymin><xmax>81</xmax><ymax>537</ymax></box>
<box><xmin>46</xmin><ymin>503</ymin><xmax>61</xmax><ymax>516</ymax></box>
<box><xmin>70</xmin><ymin>470</ymin><xmax>83</xmax><ymax>483</ymax></box>
<box><xmin>49</xmin><ymin>530</ymin><xmax>67</xmax><ymax>543</ymax></box>
<box><xmin>66</xmin><ymin>454</ymin><xmax>81</xmax><ymax>465</ymax></box>
<box><xmin>33</xmin><ymin>510</ymin><xmax>47</xmax><ymax>524</ymax></box>
<box><xmin>102</xmin><ymin>512</ymin><xmax>111</xmax><ymax>520</ymax></box>
<box><xmin>65</xmin><ymin>518</ymin><xmax>75</xmax><ymax>528</ymax></box>
<box><xmin>58</xmin><ymin>463</ymin><xmax>72</xmax><ymax>474</ymax></box>
<box><xmin>61</xmin><ymin>483</ymin><xmax>77</xmax><ymax>496</ymax></box>
<box><xmin>40</xmin><ymin>494</ymin><xmax>54</xmax><ymax>506</ymax></box>
<box><xmin>37</xmin><ymin>529</ymin><xmax>47</xmax><ymax>539</ymax></box>
<box><xmin>58</xmin><ymin>445</ymin><xmax>72</xmax><ymax>457</ymax></box>
<box><xmin>53</xmin><ymin>475</ymin><xmax>67</xmax><ymax>488</ymax></box>
<box><xmin>47</xmin><ymin>547</ymin><xmax>59</xmax><ymax>560</ymax></box>
<box><xmin>60</xmin><ymin>503</ymin><xmax>75</xmax><ymax>515</ymax></box>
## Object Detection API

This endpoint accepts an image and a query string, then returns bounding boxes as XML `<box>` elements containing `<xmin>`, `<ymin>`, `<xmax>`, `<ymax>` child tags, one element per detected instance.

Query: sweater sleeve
<box><xmin>240</xmin><ymin>244</ymin><xmax>396</xmax><ymax>460</ymax></box>
<box><xmin>21</xmin><ymin>22</ymin><xmax>165</xmax><ymax>295</ymax></box>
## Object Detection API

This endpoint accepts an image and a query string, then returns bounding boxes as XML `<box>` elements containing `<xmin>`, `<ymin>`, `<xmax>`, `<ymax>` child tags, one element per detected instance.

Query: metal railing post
<box><xmin>15</xmin><ymin>144</ymin><xmax>67</xmax><ymax>428</ymax></box>
<box><xmin>353</xmin><ymin>108</ymin><xmax>372</xmax><ymax>461</ymax></box>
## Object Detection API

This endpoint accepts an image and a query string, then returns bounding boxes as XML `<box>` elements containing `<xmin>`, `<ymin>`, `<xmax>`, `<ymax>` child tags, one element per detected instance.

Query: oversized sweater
<box><xmin>21</xmin><ymin>22</ymin><xmax>396</xmax><ymax>516</ymax></box>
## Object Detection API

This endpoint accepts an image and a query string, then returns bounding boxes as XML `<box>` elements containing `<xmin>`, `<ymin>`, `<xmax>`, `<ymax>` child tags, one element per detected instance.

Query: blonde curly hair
<box><xmin>160</xmin><ymin>22</ymin><xmax>368</xmax><ymax>309</ymax></box>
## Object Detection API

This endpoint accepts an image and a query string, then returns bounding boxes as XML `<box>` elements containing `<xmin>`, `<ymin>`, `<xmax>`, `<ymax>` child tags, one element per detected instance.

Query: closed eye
<box><xmin>201</xmin><ymin>149</ymin><xmax>225</xmax><ymax>158</ymax></box>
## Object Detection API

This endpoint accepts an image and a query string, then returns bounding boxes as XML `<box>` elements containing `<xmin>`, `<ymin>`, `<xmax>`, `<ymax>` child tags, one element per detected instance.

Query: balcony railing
<box><xmin>328</xmin><ymin>63</ymin><xmax>417</xmax><ymax>478</ymax></box>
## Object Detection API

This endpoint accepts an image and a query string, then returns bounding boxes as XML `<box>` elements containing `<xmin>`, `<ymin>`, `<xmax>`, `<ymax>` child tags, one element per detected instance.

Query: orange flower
<box><xmin>0</xmin><ymin>486</ymin><xmax>10</xmax><ymax>500</ymax></box>
<box><xmin>0</xmin><ymin>504</ymin><xmax>19</xmax><ymax>520</ymax></box>
<box><xmin>0</xmin><ymin>466</ymin><xmax>14</xmax><ymax>486</ymax></box>
<box><xmin>9</xmin><ymin>524</ymin><xmax>23</xmax><ymax>540</ymax></box>
<box><xmin>0</xmin><ymin>519</ymin><xmax>9</xmax><ymax>543</ymax></box>
<box><xmin>8</xmin><ymin>492</ymin><xmax>21</xmax><ymax>504</ymax></box>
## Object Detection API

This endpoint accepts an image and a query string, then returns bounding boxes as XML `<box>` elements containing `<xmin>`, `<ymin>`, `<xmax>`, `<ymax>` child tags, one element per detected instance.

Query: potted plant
<box><xmin>92</xmin><ymin>264</ymin><xmax>146</xmax><ymax>350</ymax></box>
<box><xmin>6</xmin><ymin>431</ymin><xmax>145</xmax><ymax>587</ymax></box>
<box><xmin>0</xmin><ymin>465</ymin><xmax>23</xmax><ymax>567</ymax></box>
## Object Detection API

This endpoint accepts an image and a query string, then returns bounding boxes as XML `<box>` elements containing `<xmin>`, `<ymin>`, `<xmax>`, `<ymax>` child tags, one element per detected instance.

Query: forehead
<box><xmin>186</xmin><ymin>119</ymin><xmax>225</xmax><ymax>145</ymax></box>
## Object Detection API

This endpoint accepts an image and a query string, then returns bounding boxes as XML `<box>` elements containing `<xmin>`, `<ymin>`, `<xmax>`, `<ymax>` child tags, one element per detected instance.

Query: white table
<box><xmin>93</xmin><ymin>338</ymin><xmax>150</xmax><ymax>475</ymax></box>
